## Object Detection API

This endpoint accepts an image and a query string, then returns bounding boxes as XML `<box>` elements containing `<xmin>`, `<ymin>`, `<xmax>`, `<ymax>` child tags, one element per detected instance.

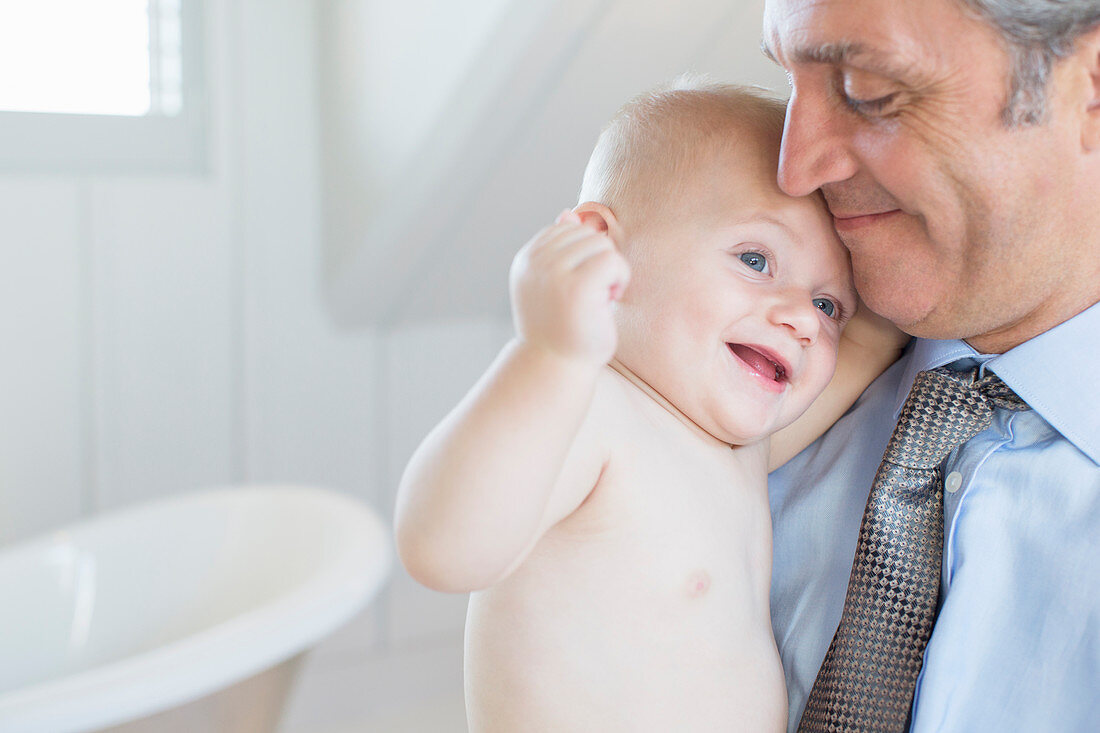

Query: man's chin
<box><xmin>852</xmin><ymin>266</ymin><xmax>941</xmax><ymax>328</ymax></box>
<box><xmin>859</xmin><ymin>292</ymin><xmax>939</xmax><ymax>338</ymax></box>
<box><xmin>871</xmin><ymin>302</ymin><xmax>988</xmax><ymax>344</ymax></box>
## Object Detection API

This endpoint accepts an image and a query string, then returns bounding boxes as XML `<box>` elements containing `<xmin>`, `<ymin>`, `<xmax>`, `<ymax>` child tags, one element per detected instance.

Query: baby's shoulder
<box><xmin>558</xmin><ymin>366</ymin><xmax>656</xmax><ymax>473</ymax></box>
<box><xmin>586</xmin><ymin>365</ymin><xmax>655</xmax><ymax>435</ymax></box>
<box><xmin>585</xmin><ymin>365</ymin><xmax>695</xmax><ymax>460</ymax></box>
<box><xmin>592</xmin><ymin>363</ymin><xmax>636</xmax><ymax>405</ymax></box>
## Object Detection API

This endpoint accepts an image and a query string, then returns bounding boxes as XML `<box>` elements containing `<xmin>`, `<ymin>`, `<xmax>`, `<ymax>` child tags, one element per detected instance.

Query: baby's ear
<box><xmin>574</xmin><ymin>202</ymin><xmax>621</xmax><ymax>240</ymax></box>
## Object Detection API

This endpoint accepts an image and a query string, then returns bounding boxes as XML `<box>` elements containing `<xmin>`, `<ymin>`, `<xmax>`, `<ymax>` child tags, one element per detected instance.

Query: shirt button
<box><xmin>945</xmin><ymin>471</ymin><xmax>963</xmax><ymax>493</ymax></box>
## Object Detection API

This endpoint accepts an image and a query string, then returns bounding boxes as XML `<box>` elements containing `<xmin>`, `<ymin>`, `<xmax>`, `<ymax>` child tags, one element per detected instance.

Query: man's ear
<box><xmin>574</xmin><ymin>201</ymin><xmax>625</xmax><ymax>244</ymax></box>
<box><xmin>1076</xmin><ymin>22</ymin><xmax>1100</xmax><ymax>150</ymax></box>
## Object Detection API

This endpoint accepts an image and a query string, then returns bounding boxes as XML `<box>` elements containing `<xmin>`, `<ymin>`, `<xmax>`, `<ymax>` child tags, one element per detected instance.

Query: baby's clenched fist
<box><xmin>509</xmin><ymin>210</ymin><xmax>631</xmax><ymax>366</ymax></box>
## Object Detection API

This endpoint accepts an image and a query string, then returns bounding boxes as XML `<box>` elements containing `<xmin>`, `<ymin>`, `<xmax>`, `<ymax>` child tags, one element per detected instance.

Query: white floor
<box><xmin>279</xmin><ymin>639</ymin><xmax>467</xmax><ymax>733</ymax></box>
<box><xmin>313</xmin><ymin>694</ymin><xmax>467</xmax><ymax>733</ymax></box>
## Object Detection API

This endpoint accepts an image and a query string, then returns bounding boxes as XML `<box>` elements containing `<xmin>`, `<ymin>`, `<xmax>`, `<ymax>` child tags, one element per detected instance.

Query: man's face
<box><xmin>763</xmin><ymin>0</ymin><xmax>1092</xmax><ymax>353</ymax></box>
<box><xmin>614</xmin><ymin>133</ymin><xmax>855</xmax><ymax>446</ymax></box>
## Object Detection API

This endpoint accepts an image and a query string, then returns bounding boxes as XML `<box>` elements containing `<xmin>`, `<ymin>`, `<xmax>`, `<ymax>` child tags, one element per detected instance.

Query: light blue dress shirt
<box><xmin>769</xmin><ymin>300</ymin><xmax>1100</xmax><ymax>732</ymax></box>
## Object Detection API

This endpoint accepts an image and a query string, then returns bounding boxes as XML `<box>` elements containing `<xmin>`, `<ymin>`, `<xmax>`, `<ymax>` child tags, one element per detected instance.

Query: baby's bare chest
<box><xmin>524</xmin><ymin>439</ymin><xmax>774</xmax><ymax>615</ymax></box>
<box><xmin>470</xmin><ymin>436</ymin><xmax>782</xmax><ymax>725</ymax></box>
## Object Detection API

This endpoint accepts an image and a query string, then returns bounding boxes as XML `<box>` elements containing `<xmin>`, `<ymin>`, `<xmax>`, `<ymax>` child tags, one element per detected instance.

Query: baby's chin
<box><xmin>698</xmin><ymin>395</ymin><xmax>806</xmax><ymax>448</ymax></box>
<box><xmin>708</xmin><ymin>422</ymin><xmax>775</xmax><ymax>450</ymax></box>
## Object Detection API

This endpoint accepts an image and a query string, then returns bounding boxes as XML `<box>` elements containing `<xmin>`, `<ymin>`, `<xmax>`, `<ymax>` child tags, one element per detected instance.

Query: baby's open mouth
<box><xmin>728</xmin><ymin>343</ymin><xmax>787</xmax><ymax>383</ymax></box>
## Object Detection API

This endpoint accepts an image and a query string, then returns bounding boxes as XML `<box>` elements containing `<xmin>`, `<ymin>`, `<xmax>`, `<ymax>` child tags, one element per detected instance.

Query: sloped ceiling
<box><xmin>319</xmin><ymin>0</ymin><xmax>787</xmax><ymax>328</ymax></box>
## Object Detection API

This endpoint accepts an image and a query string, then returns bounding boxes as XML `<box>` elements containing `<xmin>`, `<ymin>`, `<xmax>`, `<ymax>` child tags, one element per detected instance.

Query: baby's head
<box><xmin>575</xmin><ymin>79</ymin><xmax>856</xmax><ymax>446</ymax></box>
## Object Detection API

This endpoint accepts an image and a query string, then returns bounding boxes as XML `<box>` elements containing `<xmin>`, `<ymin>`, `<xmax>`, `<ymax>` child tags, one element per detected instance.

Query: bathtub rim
<box><xmin>0</xmin><ymin>484</ymin><xmax>392</xmax><ymax>733</ymax></box>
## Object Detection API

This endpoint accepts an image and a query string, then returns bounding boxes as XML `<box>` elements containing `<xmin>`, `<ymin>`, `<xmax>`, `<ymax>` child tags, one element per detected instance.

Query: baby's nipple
<box><xmin>686</xmin><ymin>570</ymin><xmax>711</xmax><ymax>598</ymax></box>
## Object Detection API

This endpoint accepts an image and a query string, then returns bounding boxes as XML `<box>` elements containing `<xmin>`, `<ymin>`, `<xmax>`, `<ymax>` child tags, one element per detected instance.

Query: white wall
<box><xmin>0</xmin><ymin>0</ymin><xmax>506</xmax><ymax>728</ymax></box>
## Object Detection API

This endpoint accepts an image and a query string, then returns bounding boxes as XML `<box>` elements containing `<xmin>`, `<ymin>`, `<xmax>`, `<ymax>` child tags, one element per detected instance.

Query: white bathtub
<box><xmin>0</xmin><ymin>485</ymin><xmax>392</xmax><ymax>733</ymax></box>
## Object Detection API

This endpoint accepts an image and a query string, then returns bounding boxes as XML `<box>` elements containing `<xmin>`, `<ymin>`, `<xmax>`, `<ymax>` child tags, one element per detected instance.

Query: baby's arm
<box><xmin>768</xmin><ymin>303</ymin><xmax>909</xmax><ymax>470</ymax></box>
<box><xmin>394</xmin><ymin>211</ymin><xmax>630</xmax><ymax>593</ymax></box>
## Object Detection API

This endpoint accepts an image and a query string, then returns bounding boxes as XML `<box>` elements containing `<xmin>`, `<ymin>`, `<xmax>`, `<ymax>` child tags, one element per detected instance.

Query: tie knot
<box><xmin>883</xmin><ymin>366</ymin><xmax>1027</xmax><ymax>469</ymax></box>
<box><xmin>974</xmin><ymin>372</ymin><xmax>1029</xmax><ymax>411</ymax></box>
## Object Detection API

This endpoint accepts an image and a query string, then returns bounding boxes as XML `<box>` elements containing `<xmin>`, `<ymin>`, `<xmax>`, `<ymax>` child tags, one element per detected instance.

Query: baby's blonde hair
<box><xmin>578</xmin><ymin>76</ymin><xmax>786</xmax><ymax>223</ymax></box>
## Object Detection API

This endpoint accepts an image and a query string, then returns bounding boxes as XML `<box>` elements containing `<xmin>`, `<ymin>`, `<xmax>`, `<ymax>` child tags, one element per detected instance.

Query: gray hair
<box><xmin>957</xmin><ymin>0</ymin><xmax>1100</xmax><ymax>126</ymax></box>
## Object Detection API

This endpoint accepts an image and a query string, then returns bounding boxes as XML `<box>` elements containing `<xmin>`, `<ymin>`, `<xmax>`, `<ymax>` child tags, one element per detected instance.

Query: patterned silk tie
<box><xmin>798</xmin><ymin>366</ymin><xmax>1029</xmax><ymax>732</ymax></box>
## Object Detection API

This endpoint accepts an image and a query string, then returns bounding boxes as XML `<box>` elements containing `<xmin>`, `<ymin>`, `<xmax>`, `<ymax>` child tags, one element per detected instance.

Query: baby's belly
<box><xmin>464</xmin><ymin>532</ymin><xmax>787</xmax><ymax>732</ymax></box>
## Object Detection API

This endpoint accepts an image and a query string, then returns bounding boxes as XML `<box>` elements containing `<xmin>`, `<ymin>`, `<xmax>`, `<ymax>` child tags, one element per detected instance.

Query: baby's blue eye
<box><xmin>739</xmin><ymin>252</ymin><xmax>768</xmax><ymax>273</ymax></box>
<box><xmin>813</xmin><ymin>298</ymin><xmax>837</xmax><ymax>318</ymax></box>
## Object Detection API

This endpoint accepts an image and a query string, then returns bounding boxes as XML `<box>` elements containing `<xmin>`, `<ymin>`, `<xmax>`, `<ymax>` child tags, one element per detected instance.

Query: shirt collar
<box><xmin>892</xmin><ymin>300</ymin><xmax>1100</xmax><ymax>466</ymax></box>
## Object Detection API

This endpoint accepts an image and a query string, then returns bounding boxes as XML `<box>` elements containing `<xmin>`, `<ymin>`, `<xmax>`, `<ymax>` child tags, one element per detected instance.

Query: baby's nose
<box><xmin>769</xmin><ymin>296</ymin><xmax>821</xmax><ymax>346</ymax></box>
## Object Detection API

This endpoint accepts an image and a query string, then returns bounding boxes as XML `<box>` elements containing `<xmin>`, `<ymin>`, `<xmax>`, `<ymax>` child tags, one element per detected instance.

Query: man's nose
<box><xmin>778</xmin><ymin>87</ymin><xmax>858</xmax><ymax>197</ymax></box>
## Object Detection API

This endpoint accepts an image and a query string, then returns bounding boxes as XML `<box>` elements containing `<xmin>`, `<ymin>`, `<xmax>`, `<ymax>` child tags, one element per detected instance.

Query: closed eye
<box><xmin>836</xmin><ymin>67</ymin><xmax>903</xmax><ymax>117</ymax></box>
<box><xmin>844</xmin><ymin>91</ymin><xmax>899</xmax><ymax>116</ymax></box>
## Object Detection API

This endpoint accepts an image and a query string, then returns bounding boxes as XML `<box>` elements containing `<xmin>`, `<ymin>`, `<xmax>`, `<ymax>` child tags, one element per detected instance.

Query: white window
<box><xmin>0</xmin><ymin>0</ymin><xmax>205</xmax><ymax>173</ymax></box>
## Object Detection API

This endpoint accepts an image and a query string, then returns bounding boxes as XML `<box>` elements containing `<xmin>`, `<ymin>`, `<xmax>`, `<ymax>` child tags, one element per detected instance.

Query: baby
<box><xmin>395</xmin><ymin>81</ymin><xmax>903</xmax><ymax>731</ymax></box>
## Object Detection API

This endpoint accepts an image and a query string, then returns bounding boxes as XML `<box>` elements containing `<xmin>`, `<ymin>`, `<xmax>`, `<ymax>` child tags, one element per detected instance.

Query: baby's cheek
<box><xmin>819</xmin><ymin>347</ymin><xmax>842</xmax><ymax>394</ymax></box>
<box><xmin>803</xmin><ymin>342</ymin><xmax>840</xmax><ymax>401</ymax></box>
